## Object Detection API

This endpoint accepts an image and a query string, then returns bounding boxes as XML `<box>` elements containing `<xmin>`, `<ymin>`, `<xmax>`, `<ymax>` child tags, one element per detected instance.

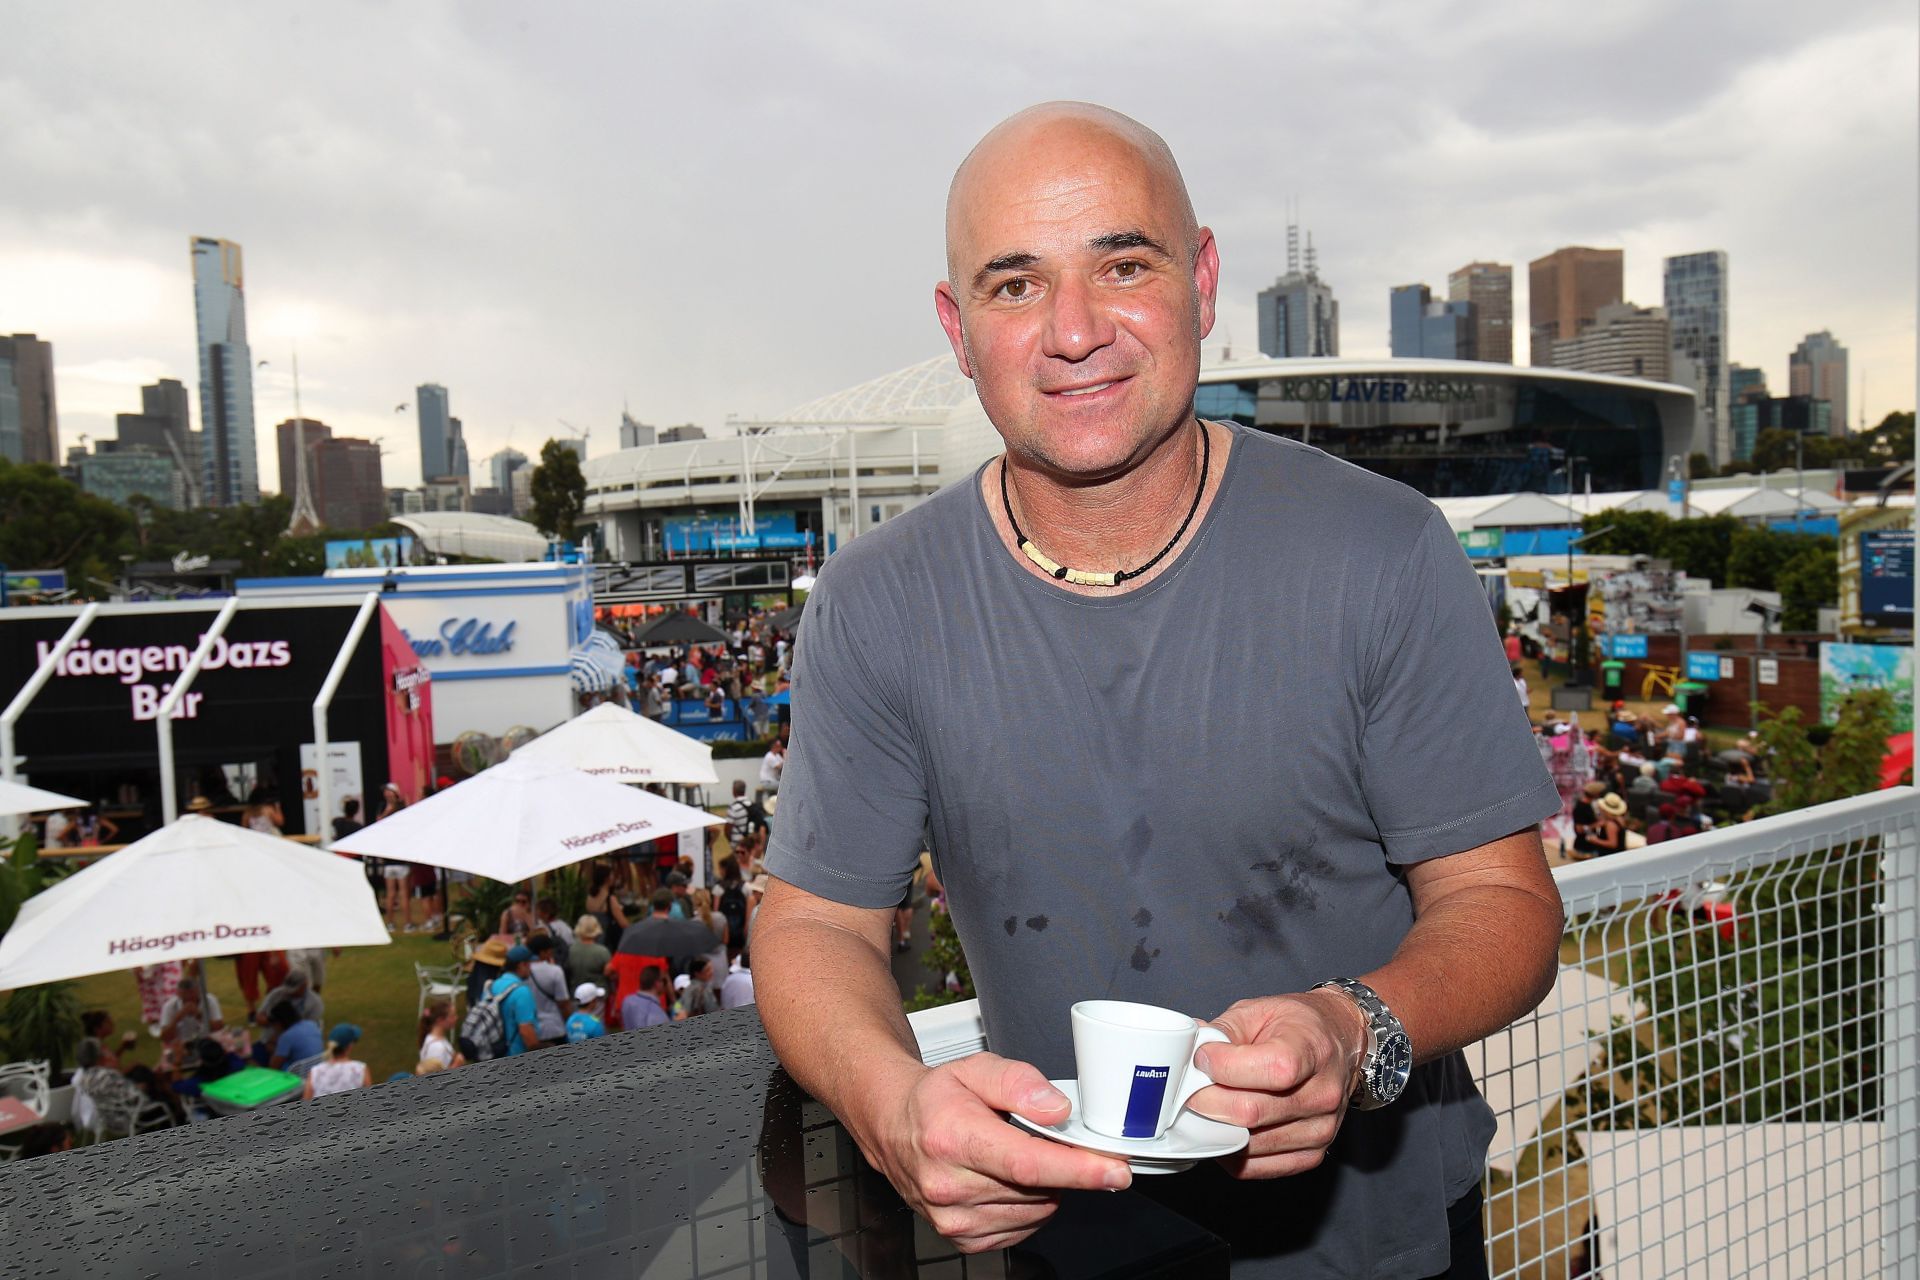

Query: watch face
<box><xmin>1369</xmin><ymin>1032</ymin><xmax>1413</xmax><ymax>1102</ymax></box>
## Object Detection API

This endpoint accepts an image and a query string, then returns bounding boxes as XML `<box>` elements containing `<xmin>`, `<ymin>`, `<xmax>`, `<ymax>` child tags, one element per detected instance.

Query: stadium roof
<box><xmin>392</xmin><ymin>512</ymin><xmax>550</xmax><ymax>563</ymax></box>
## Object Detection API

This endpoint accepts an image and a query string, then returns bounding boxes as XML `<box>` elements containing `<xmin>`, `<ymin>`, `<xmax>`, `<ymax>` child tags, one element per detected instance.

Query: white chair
<box><xmin>415</xmin><ymin>961</ymin><xmax>463</xmax><ymax>1018</ymax></box>
<box><xmin>72</xmin><ymin>1067</ymin><xmax>174</xmax><ymax>1144</ymax></box>
<box><xmin>284</xmin><ymin>1052</ymin><xmax>326</xmax><ymax>1080</ymax></box>
<box><xmin>0</xmin><ymin>1060</ymin><xmax>52</xmax><ymax>1159</ymax></box>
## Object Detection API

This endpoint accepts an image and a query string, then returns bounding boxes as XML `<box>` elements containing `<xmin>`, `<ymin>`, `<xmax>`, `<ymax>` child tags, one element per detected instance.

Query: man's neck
<box><xmin>986</xmin><ymin>417</ymin><xmax>1226</xmax><ymax>595</ymax></box>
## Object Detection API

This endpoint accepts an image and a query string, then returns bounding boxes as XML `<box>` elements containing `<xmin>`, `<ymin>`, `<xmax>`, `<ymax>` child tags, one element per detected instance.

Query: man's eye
<box><xmin>999</xmin><ymin>279</ymin><xmax>1030</xmax><ymax>299</ymax></box>
<box><xmin>1112</xmin><ymin>260</ymin><xmax>1142</xmax><ymax>279</ymax></box>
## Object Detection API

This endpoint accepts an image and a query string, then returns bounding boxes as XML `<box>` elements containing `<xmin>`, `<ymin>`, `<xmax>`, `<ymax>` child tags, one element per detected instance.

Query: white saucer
<box><xmin>1007</xmin><ymin>1078</ymin><xmax>1249</xmax><ymax>1173</ymax></box>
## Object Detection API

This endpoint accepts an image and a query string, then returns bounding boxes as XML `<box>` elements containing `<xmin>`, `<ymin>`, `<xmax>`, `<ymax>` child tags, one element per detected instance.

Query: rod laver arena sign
<box><xmin>36</xmin><ymin>635</ymin><xmax>294</xmax><ymax>720</ymax></box>
<box><xmin>109</xmin><ymin>923</ymin><xmax>272</xmax><ymax>956</ymax></box>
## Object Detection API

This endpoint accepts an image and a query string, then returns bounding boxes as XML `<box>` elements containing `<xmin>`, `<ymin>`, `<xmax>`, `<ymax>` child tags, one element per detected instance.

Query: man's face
<box><xmin>936</xmin><ymin>120</ymin><xmax>1218</xmax><ymax>479</ymax></box>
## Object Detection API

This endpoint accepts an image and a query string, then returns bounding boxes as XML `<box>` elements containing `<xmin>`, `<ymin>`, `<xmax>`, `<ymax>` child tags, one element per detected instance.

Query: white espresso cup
<box><xmin>1069</xmin><ymin>1000</ymin><xmax>1230</xmax><ymax>1141</ymax></box>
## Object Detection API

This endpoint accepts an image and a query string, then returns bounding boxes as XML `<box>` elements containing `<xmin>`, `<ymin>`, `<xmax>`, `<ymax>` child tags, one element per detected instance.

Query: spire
<box><xmin>285</xmin><ymin>346</ymin><xmax>322</xmax><ymax>537</ymax></box>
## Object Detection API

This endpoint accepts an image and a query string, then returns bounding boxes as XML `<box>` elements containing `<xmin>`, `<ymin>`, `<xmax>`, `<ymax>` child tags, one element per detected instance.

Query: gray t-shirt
<box><xmin>768</xmin><ymin>424</ymin><xmax>1558</xmax><ymax>1279</ymax></box>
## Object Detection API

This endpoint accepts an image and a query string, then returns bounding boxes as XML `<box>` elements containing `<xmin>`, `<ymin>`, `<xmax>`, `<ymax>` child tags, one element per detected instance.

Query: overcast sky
<box><xmin>5</xmin><ymin>1</ymin><xmax>1915</xmax><ymax>491</ymax></box>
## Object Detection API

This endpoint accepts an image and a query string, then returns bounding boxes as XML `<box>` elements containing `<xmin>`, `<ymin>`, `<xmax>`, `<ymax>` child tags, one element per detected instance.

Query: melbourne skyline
<box><xmin>3</xmin><ymin>2</ymin><xmax>1915</xmax><ymax>491</ymax></box>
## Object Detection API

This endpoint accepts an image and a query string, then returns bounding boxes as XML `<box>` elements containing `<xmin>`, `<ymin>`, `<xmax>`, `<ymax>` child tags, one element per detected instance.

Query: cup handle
<box><xmin>1175</xmin><ymin>1026</ymin><xmax>1231</xmax><ymax>1114</ymax></box>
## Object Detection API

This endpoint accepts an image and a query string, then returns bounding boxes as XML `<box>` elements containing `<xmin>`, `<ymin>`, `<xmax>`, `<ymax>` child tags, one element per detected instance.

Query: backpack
<box><xmin>718</xmin><ymin>881</ymin><xmax>748</xmax><ymax>934</ymax></box>
<box><xmin>459</xmin><ymin>976</ymin><xmax>521</xmax><ymax>1062</ymax></box>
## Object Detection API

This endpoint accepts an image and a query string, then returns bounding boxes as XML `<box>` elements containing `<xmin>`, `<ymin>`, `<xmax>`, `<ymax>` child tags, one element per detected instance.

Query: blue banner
<box><xmin>1685</xmin><ymin>652</ymin><xmax>1722</xmax><ymax>681</ymax></box>
<box><xmin>1600</xmin><ymin>634</ymin><xmax>1649</xmax><ymax>659</ymax></box>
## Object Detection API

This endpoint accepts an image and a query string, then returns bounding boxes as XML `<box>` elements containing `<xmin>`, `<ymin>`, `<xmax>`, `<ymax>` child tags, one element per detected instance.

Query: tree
<box><xmin>1687</xmin><ymin>452</ymin><xmax>1713</xmax><ymax>480</ymax></box>
<box><xmin>1862</xmin><ymin>410</ymin><xmax>1914</xmax><ymax>464</ymax></box>
<box><xmin>0</xmin><ymin>458</ymin><xmax>134</xmax><ymax>593</ymax></box>
<box><xmin>1776</xmin><ymin>538</ymin><xmax>1838</xmax><ymax>632</ymax></box>
<box><xmin>529</xmin><ymin>439</ymin><xmax>585</xmax><ymax>542</ymax></box>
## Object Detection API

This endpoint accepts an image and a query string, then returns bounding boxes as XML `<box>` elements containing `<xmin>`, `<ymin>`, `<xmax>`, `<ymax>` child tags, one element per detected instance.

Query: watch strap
<box><xmin>1312</xmin><ymin>977</ymin><xmax>1410</xmax><ymax>1109</ymax></box>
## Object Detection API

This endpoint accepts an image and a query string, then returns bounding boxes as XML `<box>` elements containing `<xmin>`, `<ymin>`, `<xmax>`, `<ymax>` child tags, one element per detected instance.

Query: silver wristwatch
<box><xmin>1313</xmin><ymin>977</ymin><xmax>1413</xmax><ymax>1111</ymax></box>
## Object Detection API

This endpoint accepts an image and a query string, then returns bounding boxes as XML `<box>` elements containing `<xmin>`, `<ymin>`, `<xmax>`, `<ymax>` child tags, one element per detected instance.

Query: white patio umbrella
<box><xmin>0</xmin><ymin>815</ymin><xmax>390</xmax><ymax>989</ymax></box>
<box><xmin>0</xmin><ymin>778</ymin><xmax>87</xmax><ymax>818</ymax></box>
<box><xmin>510</xmin><ymin>701</ymin><xmax>720</xmax><ymax>786</ymax></box>
<box><xmin>330</xmin><ymin>755</ymin><xmax>721</xmax><ymax>882</ymax></box>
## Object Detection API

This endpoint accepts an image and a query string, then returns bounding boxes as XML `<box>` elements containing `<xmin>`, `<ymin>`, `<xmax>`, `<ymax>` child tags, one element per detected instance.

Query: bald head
<box><xmin>945</xmin><ymin>102</ymin><xmax>1199</xmax><ymax>285</ymax></box>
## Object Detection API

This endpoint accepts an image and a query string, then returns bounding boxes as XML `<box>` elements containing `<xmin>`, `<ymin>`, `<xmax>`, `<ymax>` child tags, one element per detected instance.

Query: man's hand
<box><xmin>1185</xmin><ymin>991</ymin><xmax>1370</xmax><ymax>1179</ymax></box>
<box><xmin>857</xmin><ymin>1052</ymin><xmax>1133</xmax><ymax>1253</ymax></box>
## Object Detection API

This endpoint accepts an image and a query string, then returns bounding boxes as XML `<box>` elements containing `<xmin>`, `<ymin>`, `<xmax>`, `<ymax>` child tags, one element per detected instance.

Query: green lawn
<box><xmin>70</xmin><ymin>932</ymin><xmax>466</xmax><ymax>1083</ymax></box>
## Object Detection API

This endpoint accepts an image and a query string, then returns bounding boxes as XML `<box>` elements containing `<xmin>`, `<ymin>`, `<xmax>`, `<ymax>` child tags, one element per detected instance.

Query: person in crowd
<box><xmin>689</xmin><ymin>886</ymin><xmax>730</xmax><ymax>974</ymax></box>
<box><xmin>524</xmin><ymin>935</ymin><xmax>573</xmax><ymax>1044</ymax></box>
<box><xmin>376</xmin><ymin>782</ymin><xmax>407</xmax><ymax>821</ymax></box>
<box><xmin>641</xmin><ymin>675</ymin><xmax>666</xmax><ymax>721</ymax></box>
<box><xmin>303</xmin><ymin>1024</ymin><xmax>372</xmax><ymax>1099</ymax></box>
<box><xmin>171</xmin><ymin>1036</ymin><xmax>247</xmax><ymax>1104</ymax></box>
<box><xmin>727</xmin><ymin>780</ymin><xmax>754</xmax><ymax>852</ymax></box>
<box><xmin>74</xmin><ymin>1031</ymin><xmax>181</xmax><ymax>1119</ymax></box>
<box><xmin>1572</xmin><ymin>793</ymin><xmax>1628</xmax><ymax>858</ymax></box>
<box><xmin>74</xmin><ymin>808</ymin><xmax>119</xmax><ymax>846</ymax></box>
<box><xmin>620</xmin><ymin>966</ymin><xmax>671</xmax><ymax>1030</ymax></box>
<box><xmin>1568</xmin><ymin>780</ymin><xmax>1606</xmax><ymax>854</ymax></box>
<box><xmin>492</xmin><ymin>945</ymin><xmax>542</xmax><ymax>1055</ymax></box>
<box><xmin>720</xmin><ymin>955</ymin><xmax>755</xmax><ymax>1009</ymax></box>
<box><xmin>715</xmin><ymin>859</ymin><xmax>749</xmax><ymax>960</ymax></box>
<box><xmin>42</xmin><ymin>807</ymin><xmax>77</xmax><ymax>848</ymax></box>
<box><xmin>331</xmin><ymin>796</ymin><xmax>365</xmax><ymax>843</ymax></box>
<box><xmin>568</xmin><ymin>915</ymin><xmax>613</xmax><ymax>989</ymax></box>
<box><xmin>133</xmin><ymin>960</ymin><xmax>183</xmax><ymax>1035</ymax></box>
<box><xmin>661</xmin><ymin>869</ymin><xmax>692</xmax><ymax>920</ymax></box>
<box><xmin>285</xmin><ymin>946</ymin><xmax>340</xmax><ymax>995</ymax></box>
<box><xmin>584</xmin><ymin>867</ymin><xmax>630</xmax><ymax>950</ymax></box>
<box><xmin>242</xmin><ymin>788</ymin><xmax>284</xmax><ymax>836</ymax></box>
<box><xmin>499</xmin><ymin>887</ymin><xmax>538</xmax><ymax>938</ymax></box>
<box><xmin>536</xmin><ymin>897</ymin><xmax>575</xmax><ymax>964</ymax></box>
<box><xmin>466</xmin><ymin>935</ymin><xmax>510</xmax><ymax>1008</ymax></box>
<box><xmin>704</xmin><ymin>685</ymin><xmax>726</xmax><ymax>720</ymax></box>
<box><xmin>264</xmin><ymin>1000</ymin><xmax>325</xmax><ymax>1071</ymax></box>
<box><xmin>252</xmin><ymin>966</ymin><xmax>322</xmax><ymax>1046</ymax></box>
<box><xmin>567</xmin><ymin>983</ymin><xmax>608</xmax><ymax>1043</ymax></box>
<box><xmin>373</xmin><ymin>783</ymin><xmax>410</xmax><ymax>925</ymax></box>
<box><xmin>158</xmin><ymin>978</ymin><xmax>224</xmax><ymax>1060</ymax></box>
<box><xmin>1629</xmin><ymin>762</ymin><xmax>1662</xmax><ymax>797</ymax></box>
<box><xmin>408</xmin><ymin>861</ymin><xmax>442</xmax><ymax>934</ymax></box>
<box><xmin>747</xmin><ymin>689</ymin><xmax>771</xmax><ymax>738</ymax></box>
<box><xmin>757</xmin><ymin>737</ymin><xmax>785</xmax><ymax>802</ymax></box>
<box><xmin>418</xmin><ymin>998</ymin><xmax>464</xmax><ymax>1070</ymax></box>
<box><xmin>674</xmin><ymin>956</ymin><xmax>720</xmax><ymax>1020</ymax></box>
<box><xmin>79</xmin><ymin>1011</ymin><xmax>143</xmax><ymax>1071</ymax></box>
<box><xmin>1511</xmin><ymin>665</ymin><xmax>1529</xmax><ymax>708</ymax></box>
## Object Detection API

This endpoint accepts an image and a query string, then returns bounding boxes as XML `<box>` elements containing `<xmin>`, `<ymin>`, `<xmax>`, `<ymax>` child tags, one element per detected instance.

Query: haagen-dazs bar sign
<box><xmin>36</xmin><ymin>635</ymin><xmax>293</xmax><ymax>721</ymax></box>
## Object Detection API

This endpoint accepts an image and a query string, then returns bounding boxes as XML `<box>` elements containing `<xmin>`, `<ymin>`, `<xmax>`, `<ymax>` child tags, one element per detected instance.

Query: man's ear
<box><xmin>1192</xmin><ymin>227</ymin><xmax>1220</xmax><ymax>340</ymax></box>
<box><xmin>934</xmin><ymin>282</ymin><xmax>974</xmax><ymax>379</ymax></box>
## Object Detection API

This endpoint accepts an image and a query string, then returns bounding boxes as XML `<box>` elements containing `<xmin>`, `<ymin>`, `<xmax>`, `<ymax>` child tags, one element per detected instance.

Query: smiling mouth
<box><xmin>1045</xmin><ymin>377</ymin><xmax>1128</xmax><ymax>398</ymax></box>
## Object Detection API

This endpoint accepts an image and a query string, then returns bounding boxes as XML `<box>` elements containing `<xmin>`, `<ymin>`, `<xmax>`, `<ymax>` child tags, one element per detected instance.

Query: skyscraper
<box><xmin>1389</xmin><ymin>284</ymin><xmax>1474</xmax><ymax>360</ymax></box>
<box><xmin>1256</xmin><ymin>220</ymin><xmax>1339</xmax><ymax>357</ymax></box>
<box><xmin>113</xmin><ymin>377</ymin><xmax>196</xmax><ymax>505</ymax></box>
<box><xmin>1664</xmin><ymin>250</ymin><xmax>1730</xmax><ymax>465</ymax></box>
<box><xmin>1789</xmin><ymin>331</ymin><xmax>1849</xmax><ymax>436</ymax></box>
<box><xmin>1729</xmin><ymin>363</ymin><xmax>1769</xmax><ymax>463</ymax></box>
<box><xmin>275</xmin><ymin>417</ymin><xmax>333</xmax><ymax>499</ymax></box>
<box><xmin>313</xmin><ymin>436</ymin><xmax>386</xmax><ymax>529</ymax></box>
<box><xmin>1527</xmin><ymin>247</ymin><xmax>1623</xmax><ymax>367</ymax></box>
<box><xmin>0</xmin><ymin>333</ymin><xmax>58</xmax><ymax>464</ymax></box>
<box><xmin>1446</xmin><ymin>263</ymin><xmax>1512</xmax><ymax>363</ymax></box>
<box><xmin>190</xmin><ymin>237</ymin><xmax>258</xmax><ymax>505</ymax></box>
<box><xmin>488</xmin><ymin>446</ymin><xmax>529</xmax><ymax>494</ymax></box>
<box><xmin>416</xmin><ymin>383</ymin><xmax>450</xmax><ymax>481</ymax></box>
<box><xmin>447</xmin><ymin>415</ymin><xmax>470</xmax><ymax>483</ymax></box>
<box><xmin>1548</xmin><ymin>303</ymin><xmax>1670</xmax><ymax>382</ymax></box>
<box><xmin>618</xmin><ymin>411</ymin><xmax>655</xmax><ymax>449</ymax></box>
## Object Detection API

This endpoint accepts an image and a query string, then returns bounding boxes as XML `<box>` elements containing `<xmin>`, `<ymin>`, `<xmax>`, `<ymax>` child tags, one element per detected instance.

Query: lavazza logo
<box><xmin>37</xmin><ymin>635</ymin><xmax>294</xmax><ymax>721</ymax></box>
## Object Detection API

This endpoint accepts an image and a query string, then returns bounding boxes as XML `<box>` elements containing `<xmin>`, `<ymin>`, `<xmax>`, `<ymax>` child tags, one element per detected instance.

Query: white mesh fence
<box><xmin>1473</xmin><ymin>788</ymin><xmax>1920</xmax><ymax>1279</ymax></box>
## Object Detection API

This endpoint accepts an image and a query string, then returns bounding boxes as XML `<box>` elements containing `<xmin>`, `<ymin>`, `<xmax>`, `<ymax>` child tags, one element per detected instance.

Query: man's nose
<box><xmin>1040</xmin><ymin>276</ymin><xmax>1115</xmax><ymax>362</ymax></box>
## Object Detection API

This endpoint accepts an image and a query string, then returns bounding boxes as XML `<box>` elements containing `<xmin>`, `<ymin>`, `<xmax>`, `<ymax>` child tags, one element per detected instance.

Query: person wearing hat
<box><xmin>303</xmin><ymin>1023</ymin><xmax>372</xmax><ymax>1099</ymax></box>
<box><xmin>466</xmin><ymin>934</ymin><xmax>511</xmax><ymax>1007</ymax></box>
<box><xmin>491</xmin><ymin>944</ymin><xmax>542</xmax><ymax>1055</ymax></box>
<box><xmin>665</xmin><ymin>869</ymin><xmax>693</xmax><ymax>920</ymax></box>
<box><xmin>1574</xmin><ymin>793</ymin><xmax>1629</xmax><ymax>858</ymax></box>
<box><xmin>568</xmin><ymin>915</ymin><xmax>613</xmax><ymax>990</ymax></box>
<box><xmin>185</xmin><ymin>795</ymin><xmax>215</xmax><ymax>815</ymax></box>
<box><xmin>567</xmin><ymin>984</ymin><xmax>608</xmax><ymax>1044</ymax></box>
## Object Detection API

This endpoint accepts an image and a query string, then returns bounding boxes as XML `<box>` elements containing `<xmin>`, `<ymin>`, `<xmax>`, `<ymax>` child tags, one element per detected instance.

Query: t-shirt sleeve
<box><xmin>1359</xmin><ymin>509</ymin><xmax>1560</xmax><ymax>863</ymax></box>
<box><xmin>764</xmin><ymin>558</ymin><xmax>929</xmax><ymax>909</ymax></box>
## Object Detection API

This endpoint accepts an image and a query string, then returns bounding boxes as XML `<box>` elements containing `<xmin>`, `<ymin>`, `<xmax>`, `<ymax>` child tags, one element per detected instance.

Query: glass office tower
<box><xmin>191</xmin><ymin>237</ymin><xmax>258</xmax><ymax>506</ymax></box>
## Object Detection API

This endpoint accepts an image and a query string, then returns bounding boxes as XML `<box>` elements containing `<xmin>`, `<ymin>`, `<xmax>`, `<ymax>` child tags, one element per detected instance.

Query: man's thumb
<box><xmin>954</xmin><ymin>1053</ymin><xmax>1071</xmax><ymax>1118</ymax></box>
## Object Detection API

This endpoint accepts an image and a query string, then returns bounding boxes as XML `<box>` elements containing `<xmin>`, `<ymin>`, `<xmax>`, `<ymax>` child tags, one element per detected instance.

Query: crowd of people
<box><xmin>1533</xmin><ymin>695</ymin><xmax>1774</xmax><ymax>859</ymax></box>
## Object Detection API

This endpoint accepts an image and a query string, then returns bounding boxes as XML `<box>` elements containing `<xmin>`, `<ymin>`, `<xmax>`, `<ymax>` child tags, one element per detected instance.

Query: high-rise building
<box><xmin>1548</xmin><ymin>302</ymin><xmax>1670</xmax><ymax>382</ymax></box>
<box><xmin>74</xmin><ymin>448</ymin><xmax>178</xmax><ymax>507</ymax></box>
<box><xmin>654</xmin><ymin>426</ymin><xmax>702</xmax><ymax>445</ymax></box>
<box><xmin>1446</xmin><ymin>263</ymin><xmax>1513</xmax><ymax>363</ymax></box>
<box><xmin>618</xmin><ymin>411</ymin><xmax>655</xmax><ymax>450</ymax></box>
<box><xmin>1528</xmin><ymin>247</ymin><xmax>1623</xmax><ymax>367</ymax></box>
<box><xmin>509</xmin><ymin>466</ymin><xmax>533</xmax><ymax>517</ymax></box>
<box><xmin>1257</xmin><ymin>220</ymin><xmax>1339</xmax><ymax>357</ymax></box>
<box><xmin>1664</xmin><ymin>250</ymin><xmax>1730</xmax><ymax>465</ymax></box>
<box><xmin>488</xmin><ymin>446</ymin><xmax>528</xmax><ymax>495</ymax></box>
<box><xmin>1729</xmin><ymin>364</ymin><xmax>1769</xmax><ymax>463</ymax></box>
<box><xmin>313</xmin><ymin>436</ymin><xmax>386</xmax><ymax>529</ymax></box>
<box><xmin>416</xmin><ymin>383</ymin><xmax>451</xmax><ymax>481</ymax></box>
<box><xmin>190</xmin><ymin>237</ymin><xmax>259</xmax><ymax>506</ymax></box>
<box><xmin>1389</xmin><ymin>284</ymin><xmax>1474</xmax><ymax>360</ymax></box>
<box><xmin>447</xmin><ymin>415</ymin><xmax>470</xmax><ymax>483</ymax></box>
<box><xmin>113</xmin><ymin>377</ymin><xmax>199</xmax><ymax>505</ymax></box>
<box><xmin>1789</xmin><ymin>331</ymin><xmax>1849</xmax><ymax>437</ymax></box>
<box><xmin>275</xmin><ymin>417</ymin><xmax>333</xmax><ymax>498</ymax></box>
<box><xmin>0</xmin><ymin>333</ymin><xmax>58</xmax><ymax>465</ymax></box>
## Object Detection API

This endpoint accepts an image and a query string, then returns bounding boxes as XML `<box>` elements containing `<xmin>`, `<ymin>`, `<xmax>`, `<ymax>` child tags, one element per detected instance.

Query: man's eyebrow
<box><xmin>1089</xmin><ymin>230</ymin><xmax>1170</xmax><ymax>256</ymax></box>
<box><xmin>972</xmin><ymin>251</ymin><xmax>1039</xmax><ymax>290</ymax></box>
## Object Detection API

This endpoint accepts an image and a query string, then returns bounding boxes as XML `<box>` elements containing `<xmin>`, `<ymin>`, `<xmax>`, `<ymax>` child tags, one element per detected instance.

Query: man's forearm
<box><xmin>1365</xmin><ymin>883</ymin><xmax>1563</xmax><ymax>1064</ymax></box>
<box><xmin>753</xmin><ymin>907</ymin><xmax>927</xmax><ymax>1151</ymax></box>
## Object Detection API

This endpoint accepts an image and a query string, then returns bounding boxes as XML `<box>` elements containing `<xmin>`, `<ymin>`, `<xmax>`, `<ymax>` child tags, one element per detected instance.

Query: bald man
<box><xmin>754</xmin><ymin>102</ymin><xmax>1564</xmax><ymax>1278</ymax></box>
